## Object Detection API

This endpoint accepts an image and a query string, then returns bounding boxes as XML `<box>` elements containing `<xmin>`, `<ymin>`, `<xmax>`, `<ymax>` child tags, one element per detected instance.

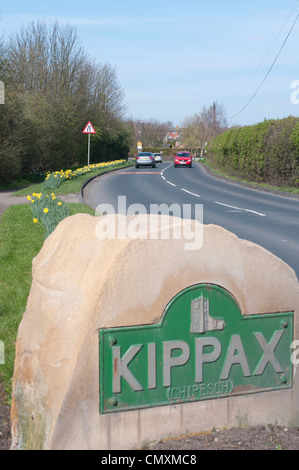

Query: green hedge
<box><xmin>208</xmin><ymin>117</ymin><xmax>299</xmax><ymax>187</ymax></box>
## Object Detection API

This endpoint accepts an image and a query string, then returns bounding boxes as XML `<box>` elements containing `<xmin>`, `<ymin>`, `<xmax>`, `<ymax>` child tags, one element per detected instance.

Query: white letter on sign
<box><xmin>113</xmin><ymin>345</ymin><xmax>144</xmax><ymax>393</ymax></box>
<box><xmin>163</xmin><ymin>341</ymin><xmax>190</xmax><ymax>387</ymax></box>
<box><xmin>221</xmin><ymin>335</ymin><xmax>251</xmax><ymax>380</ymax></box>
<box><xmin>195</xmin><ymin>337</ymin><xmax>221</xmax><ymax>383</ymax></box>
<box><xmin>253</xmin><ymin>330</ymin><xmax>284</xmax><ymax>375</ymax></box>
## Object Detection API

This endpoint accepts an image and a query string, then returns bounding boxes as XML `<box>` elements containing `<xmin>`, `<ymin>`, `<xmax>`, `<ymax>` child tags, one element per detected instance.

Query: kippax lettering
<box><xmin>110</xmin><ymin>332</ymin><xmax>284</xmax><ymax>392</ymax></box>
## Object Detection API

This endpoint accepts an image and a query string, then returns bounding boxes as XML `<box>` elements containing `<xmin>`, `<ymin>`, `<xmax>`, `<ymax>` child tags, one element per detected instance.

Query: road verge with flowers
<box><xmin>15</xmin><ymin>160</ymin><xmax>132</xmax><ymax>238</ymax></box>
<box><xmin>0</xmin><ymin>159</ymin><xmax>133</xmax><ymax>389</ymax></box>
<box><xmin>13</xmin><ymin>160</ymin><xmax>132</xmax><ymax>197</ymax></box>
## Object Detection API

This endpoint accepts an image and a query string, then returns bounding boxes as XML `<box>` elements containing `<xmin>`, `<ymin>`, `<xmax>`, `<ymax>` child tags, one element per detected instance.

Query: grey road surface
<box><xmin>83</xmin><ymin>162</ymin><xmax>299</xmax><ymax>280</ymax></box>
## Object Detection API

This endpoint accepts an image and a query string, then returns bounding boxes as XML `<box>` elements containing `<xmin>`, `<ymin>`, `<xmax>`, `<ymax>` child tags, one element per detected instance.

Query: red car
<box><xmin>174</xmin><ymin>151</ymin><xmax>193</xmax><ymax>168</ymax></box>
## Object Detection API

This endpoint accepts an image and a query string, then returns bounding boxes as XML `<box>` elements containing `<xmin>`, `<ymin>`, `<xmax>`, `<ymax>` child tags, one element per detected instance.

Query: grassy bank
<box><xmin>202</xmin><ymin>159</ymin><xmax>299</xmax><ymax>195</ymax></box>
<box><xmin>0</xmin><ymin>202</ymin><xmax>95</xmax><ymax>394</ymax></box>
<box><xmin>12</xmin><ymin>161</ymin><xmax>133</xmax><ymax>197</ymax></box>
<box><xmin>0</xmin><ymin>173</ymin><xmax>45</xmax><ymax>191</ymax></box>
<box><xmin>0</xmin><ymin>159</ymin><xmax>134</xmax><ymax>395</ymax></box>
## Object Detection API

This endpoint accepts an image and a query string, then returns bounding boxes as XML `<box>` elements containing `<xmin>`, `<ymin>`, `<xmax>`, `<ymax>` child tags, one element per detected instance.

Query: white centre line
<box><xmin>181</xmin><ymin>188</ymin><xmax>201</xmax><ymax>198</ymax></box>
<box><xmin>214</xmin><ymin>201</ymin><xmax>266</xmax><ymax>217</ymax></box>
<box><xmin>167</xmin><ymin>181</ymin><xmax>176</xmax><ymax>187</ymax></box>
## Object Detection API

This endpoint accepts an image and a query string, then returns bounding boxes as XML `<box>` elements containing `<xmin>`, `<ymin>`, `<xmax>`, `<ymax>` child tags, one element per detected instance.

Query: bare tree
<box><xmin>181</xmin><ymin>103</ymin><xmax>228</xmax><ymax>156</ymax></box>
<box><xmin>180</xmin><ymin>115</ymin><xmax>203</xmax><ymax>155</ymax></box>
<box><xmin>132</xmin><ymin>119</ymin><xmax>168</xmax><ymax>148</ymax></box>
<box><xmin>8</xmin><ymin>21</ymin><xmax>89</xmax><ymax>96</ymax></box>
<box><xmin>2</xmin><ymin>20</ymin><xmax>128</xmax><ymax>172</ymax></box>
<box><xmin>90</xmin><ymin>62</ymin><xmax>126</xmax><ymax>120</ymax></box>
<box><xmin>200</xmin><ymin>102</ymin><xmax>228</xmax><ymax>137</ymax></box>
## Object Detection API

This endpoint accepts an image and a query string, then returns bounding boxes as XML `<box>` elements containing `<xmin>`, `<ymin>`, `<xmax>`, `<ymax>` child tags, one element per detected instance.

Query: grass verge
<box><xmin>0</xmin><ymin>202</ymin><xmax>95</xmax><ymax>395</ymax></box>
<box><xmin>12</xmin><ymin>162</ymin><xmax>133</xmax><ymax>197</ymax></box>
<box><xmin>0</xmin><ymin>174</ymin><xmax>44</xmax><ymax>191</ymax></box>
<box><xmin>202</xmin><ymin>159</ymin><xmax>299</xmax><ymax>195</ymax></box>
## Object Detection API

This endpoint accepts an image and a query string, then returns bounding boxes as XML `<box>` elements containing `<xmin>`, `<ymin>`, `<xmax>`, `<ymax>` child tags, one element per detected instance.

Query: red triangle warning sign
<box><xmin>82</xmin><ymin>121</ymin><xmax>96</xmax><ymax>134</ymax></box>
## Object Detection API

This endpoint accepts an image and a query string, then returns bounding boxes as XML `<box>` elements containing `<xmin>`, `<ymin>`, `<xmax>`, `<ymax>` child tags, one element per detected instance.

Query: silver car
<box><xmin>153</xmin><ymin>153</ymin><xmax>163</xmax><ymax>164</ymax></box>
<box><xmin>135</xmin><ymin>152</ymin><xmax>156</xmax><ymax>168</ymax></box>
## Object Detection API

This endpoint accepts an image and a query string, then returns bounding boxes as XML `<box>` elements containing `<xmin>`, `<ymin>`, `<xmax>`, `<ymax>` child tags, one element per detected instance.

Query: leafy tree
<box><xmin>0</xmin><ymin>20</ymin><xmax>130</xmax><ymax>183</ymax></box>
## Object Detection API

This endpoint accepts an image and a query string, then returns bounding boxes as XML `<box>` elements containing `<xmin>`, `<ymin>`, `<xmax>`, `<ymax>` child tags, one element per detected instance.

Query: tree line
<box><xmin>0</xmin><ymin>20</ymin><xmax>132</xmax><ymax>184</ymax></box>
<box><xmin>3</xmin><ymin>21</ymin><xmax>297</xmax><ymax>189</ymax></box>
<box><xmin>179</xmin><ymin>102</ymin><xmax>228</xmax><ymax>156</ymax></box>
<box><xmin>127</xmin><ymin>104</ymin><xmax>228</xmax><ymax>154</ymax></box>
<box><xmin>208</xmin><ymin>117</ymin><xmax>299</xmax><ymax>187</ymax></box>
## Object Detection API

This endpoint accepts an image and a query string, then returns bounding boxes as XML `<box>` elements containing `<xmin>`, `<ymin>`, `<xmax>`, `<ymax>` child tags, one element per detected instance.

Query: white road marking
<box><xmin>214</xmin><ymin>201</ymin><xmax>266</xmax><ymax>217</ymax></box>
<box><xmin>181</xmin><ymin>188</ymin><xmax>201</xmax><ymax>198</ymax></box>
<box><xmin>159</xmin><ymin>165</ymin><xmax>265</xmax><ymax>217</ymax></box>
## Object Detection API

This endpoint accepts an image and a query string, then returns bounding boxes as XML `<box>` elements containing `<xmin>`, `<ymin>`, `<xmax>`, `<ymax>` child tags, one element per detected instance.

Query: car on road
<box><xmin>174</xmin><ymin>151</ymin><xmax>193</xmax><ymax>168</ymax></box>
<box><xmin>135</xmin><ymin>152</ymin><xmax>156</xmax><ymax>168</ymax></box>
<box><xmin>153</xmin><ymin>153</ymin><xmax>163</xmax><ymax>164</ymax></box>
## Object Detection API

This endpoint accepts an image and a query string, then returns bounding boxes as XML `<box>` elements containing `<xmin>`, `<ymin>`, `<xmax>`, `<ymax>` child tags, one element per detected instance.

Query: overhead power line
<box><xmin>226</xmin><ymin>0</ymin><xmax>299</xmax><ymax>108</ymax></box>
<box><xmin>228</xmin><ymin>8</ymin><xmax>299</xmax><ymax>121</ymax></box>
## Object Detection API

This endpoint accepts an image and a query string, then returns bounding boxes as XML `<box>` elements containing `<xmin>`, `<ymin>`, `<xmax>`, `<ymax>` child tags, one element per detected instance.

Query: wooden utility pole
<box><xmin>213</xmin><ymin>101</ymin><xmax>216</xmax><ymax>138</ymax></box>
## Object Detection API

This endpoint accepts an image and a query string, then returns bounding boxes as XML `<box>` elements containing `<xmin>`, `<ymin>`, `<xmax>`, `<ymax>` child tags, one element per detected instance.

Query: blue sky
<box><xmin>1</xmin><ymin>0</ymin><xmax>299</xmax><ymax>127</ymax></box>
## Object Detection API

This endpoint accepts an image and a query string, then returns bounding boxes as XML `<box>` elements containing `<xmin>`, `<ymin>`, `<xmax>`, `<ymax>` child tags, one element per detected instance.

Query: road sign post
<box><xmin>82</xmin><ymin>121</ymin><xmax>96</xmax><ymax>169</ymax></box>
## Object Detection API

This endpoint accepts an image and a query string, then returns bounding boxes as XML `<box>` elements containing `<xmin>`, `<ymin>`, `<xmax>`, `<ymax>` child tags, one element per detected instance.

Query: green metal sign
<box><xmin>99</xmin><ymin>284</ymin><xmax>293</xmax><ymax>414</ymax></box>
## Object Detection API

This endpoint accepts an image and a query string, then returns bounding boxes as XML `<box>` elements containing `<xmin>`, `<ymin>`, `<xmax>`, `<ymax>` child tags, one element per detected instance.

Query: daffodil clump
<box><xmin>27</xmin><ymin>192</ymin><xmax>70</xmax><ymax>238</ymax></box>
<box><xmin>43</xmin><ymin>160</ymin><xmax>126</xmax><ymax>190</ymax></box>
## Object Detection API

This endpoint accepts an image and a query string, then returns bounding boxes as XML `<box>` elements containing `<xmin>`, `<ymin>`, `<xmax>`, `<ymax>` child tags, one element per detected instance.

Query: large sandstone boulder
<box><xmin>11</xmin><ymin>214</ymin><xmax>299</xmax><ymax>449</ymax></box>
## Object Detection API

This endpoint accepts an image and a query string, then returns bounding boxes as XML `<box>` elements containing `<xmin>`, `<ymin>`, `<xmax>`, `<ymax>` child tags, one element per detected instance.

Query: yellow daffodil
<box><xmin>57</xmin><ymin>202</ymin><xmax>62</xmax><ymax>206</ymax></box>
<box><xmin>43</xmin><ymin>208</ymin><xmax>49</xmax><ymax>213</ymax></box>
<box><xmin>33</xmin><ymin>218</ymin><xmax>38</xmax><ymax>223</ymax></box>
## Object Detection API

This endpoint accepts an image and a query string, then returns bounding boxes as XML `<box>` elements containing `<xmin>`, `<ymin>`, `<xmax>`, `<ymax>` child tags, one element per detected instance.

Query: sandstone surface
<box><xmin>11</xmin><ymin>214</ymin><xmax>299</xmax><ymax>449</ymax></box>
